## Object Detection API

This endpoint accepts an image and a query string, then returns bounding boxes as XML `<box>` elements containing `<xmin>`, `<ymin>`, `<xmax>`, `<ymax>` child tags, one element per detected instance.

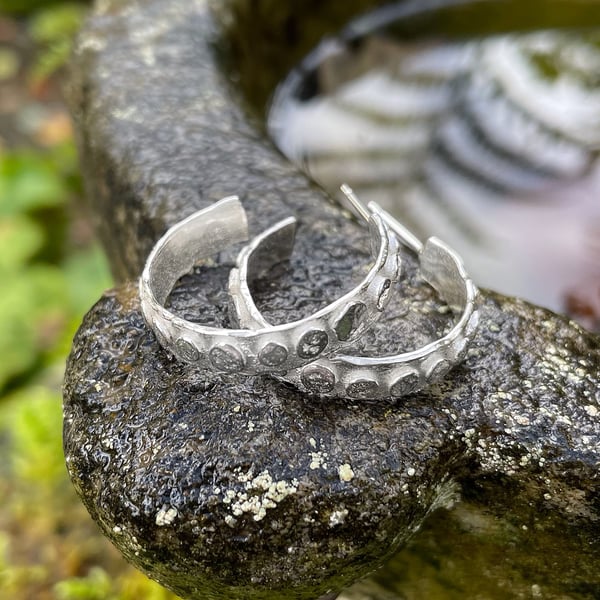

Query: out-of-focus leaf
<box><xmin>28</xmin><ymin>3</ymin><xmax>87</xmax><ymax>82</ymax></box>
<box><xmin>117</xmin><ymin>570</ymin><xmax>178</xmax><ymax>600</ymax></box>
<box><xmin>0</xmin><ymin>531</ymin><xmax>47</xmax><ymax>595</ymax></box>
<box><xmin>54</xmin><ymin>567</ymin><xmax>116</xmax><ymax>600</ymax></box>
<box><xmin>50</xmin><ymin>243</ymin><xmax>112</xmax><ymax>361</ymax></box>
<box><xmin>0</xmin><ymin>215</ymin><xmax>44</xmax><ymax>272</ymax></box>
<box><xmin>30</xmin><ymin>38</ymin><xmax>73</xmax><ymax>83</ymax></box>
<box><xmin>0</xmin><ymin>386</ymin><xmax>64</xmax><ymax>486</ymax></box>
<box><xmin>28</xmin><ymin>2</ymin><xmax>86</xmax><ymax>43</ymax></box>
<box><xmin>0</xmin><ymin>151</ymin><xmax>67</xmax><ymax>214</ymax></box>
<box><xmin>0</xmin><ymin>48</ymin><xmax>20</xmax><ymax>81</ymax></box>
<box><xmin>0</xmin><ymin>0</ymin><xmax>87</xmax><ymax>16</ymax></box>
<box><xmin>0</xmin><ymin>264</ymin><xmax>67</xmax><ymax>390</ymax></box>
<box><xmin>63</xmin><ymin>243</ymin><xmax>112</xmax><ymax>315</ymax></box>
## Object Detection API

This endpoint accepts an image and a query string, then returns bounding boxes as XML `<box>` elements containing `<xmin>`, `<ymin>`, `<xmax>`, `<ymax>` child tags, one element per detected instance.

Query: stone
<box><xmin>175</xmin><ymin>338</ymin><xmax>200</xmax><ymax>363</ymax></box>
<box><xmin>335</xmin><ymin>302</ymin><xmax>366</xmax><ymax>342</ymax></box>
<box><xmin>389</xmin><ymin>371</ymin><xmax>420</xmax><ymax>397</ymax></box>
<box><xmin>208</xmin><ymin>344</ymin><xmax>245</xmax><ymax>373</ymax></box>
<box><xmin>301</xmin><ymin>364</ymin><xmax>337</xmax><ymax>393</ymax></box>
<box><xmin>258</xmin><ymin>342</ymin><xmax>288</xmax><ymax>367</ymax></box>
<box><xmin>297</xmin><ymin>329</ymin><xmax>329</xmax><ymax>359</ymax></box>
<box><xmin>345</xmin><ymin>379</ymin><xmax>379</xmax><ymax>399</ymax></box>
<box><xmin>64</xmin><ymin>1</ymin><xmax>600</xmax><ymax>599</ymax></box>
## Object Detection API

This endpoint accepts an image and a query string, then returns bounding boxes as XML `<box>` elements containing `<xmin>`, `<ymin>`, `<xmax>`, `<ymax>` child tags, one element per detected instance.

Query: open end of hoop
<box><xmin>244</xmin><ymin>217</ymin><xmax>298</xmax><ymax>282</ymax></box>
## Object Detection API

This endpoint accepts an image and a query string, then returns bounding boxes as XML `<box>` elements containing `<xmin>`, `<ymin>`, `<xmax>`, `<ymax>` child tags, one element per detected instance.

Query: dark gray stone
<box><xmin>258</xmin><ymin>342</ymin><xmax>288</xmax><ymax>368</ymax></box>
<box><xmin>209</xmin><ymin>344</ymin><xmax>246</xmax><ymax>373</ymax></box>
<box><xmin>301</xmin><ymin>364</ymin><xmax>337</xmax><ymax>394</ymax></box>
<box><xmin>389</xmin><ymin>372</ymin><xmax>420</xmax><ymax>398</ymax></box>
<box><xmin>345</xmin><ymin>379</ymin><xmax>379</xmax><ymax>400</ymax></box>
<box><xmin>64</xmin><ymin>1</ymin><xmax>600</xmax><ymax>599</ymax></box>
<box><xmin>335</xmin><ymin>302</ymin><xmax>366</xmax><ymax>342</ymax></box>
<box><xmin>297</xmin><ymin>330</ymin><xmax>330</xmax><ymax>360</ymax></box>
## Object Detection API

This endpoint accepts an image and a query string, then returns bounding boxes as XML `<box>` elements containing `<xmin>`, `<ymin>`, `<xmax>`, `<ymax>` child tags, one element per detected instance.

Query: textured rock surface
<box><xmin>64</xmin><ymin>0</ymin><xmax>600</xmax><ymax>599</ymax></box>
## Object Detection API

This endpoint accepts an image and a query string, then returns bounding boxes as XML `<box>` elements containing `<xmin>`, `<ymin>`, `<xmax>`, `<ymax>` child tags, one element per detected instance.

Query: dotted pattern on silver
<box><xmin>258</xmin><ymin>342</ymin><xmax>288</xmax><ymax>367</ymax></box>
<box><xmin>139</xmin><ymin>196</ymin><xmax>401</xmax><ymax>375</ymax></box>
<box><xmin>230</xmin><ymin>188</ymin><xmax>480</xmax><ymax>398</ymax></box>
<box><xmin>301</xmin><ymin>364</ymin><xmax>336</xmax><ymax>394</ymax></box>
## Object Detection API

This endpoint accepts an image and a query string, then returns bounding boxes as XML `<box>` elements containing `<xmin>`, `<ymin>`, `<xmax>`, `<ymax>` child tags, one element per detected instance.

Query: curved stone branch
<box><xmin>64</xmin><ymin>1</ymin><xmax>600</xmax><ymax>599</ymax></box>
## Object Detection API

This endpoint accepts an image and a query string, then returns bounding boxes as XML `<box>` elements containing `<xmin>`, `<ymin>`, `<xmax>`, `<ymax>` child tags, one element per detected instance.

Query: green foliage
<box><xmin>0</xmin><ymin>146</ymin><xmax>76</xmax><ymax>215</ymax></box>
<box><xmin>0</xmin><ymin>386</ymin><xmax>181</xmax><ymax>599</ymax></box>
<box><xmin>0</xmin><ymin>0</ymin><xmax>88</xmax><ymax>17</ymax></box>
<box><xmin>0</xmin><ymin>533</ymin><xmax>47</xmax><ymax>597</ymax></box>
<box><xmin>0</xmin><ymin>140</ymin><xmax>110</xmax><ymax>391</ymax></box>
<box><xmin>0</xmin><ymin>4</ymin><xmax>178</xmax><ymax>598</ymax></box>
<box><xmin>54</xmin><ymin>567</ymin><xmax>179</xmax><ymax>600</ymax></box>
<box><xmin>28</xmin><ymin>3</ymin><xmax>89</xmax><ymax>82</ymax></box>
<box><xmin>0</xmin><ymin>214</ymin><xmax>43</xmax><ymax>270</ymax></box>
<box><xmin>0</xmin><ymin>259</ymin><xmax>66</xmax><ymax>390</ymax></box>
<box><xmin>0</xmin><ymin>386</ymin><xmax>65</xmax><ymax>486</ymax></box>
<box><xmin>54</xmin><ymin>568</ymin><xmax>115</xmax><ymax>600</ymax></box>
<box><xmin>28</xmin><ymin>2</ymin><xmax>86</xmax><ymax>43</ymax></box>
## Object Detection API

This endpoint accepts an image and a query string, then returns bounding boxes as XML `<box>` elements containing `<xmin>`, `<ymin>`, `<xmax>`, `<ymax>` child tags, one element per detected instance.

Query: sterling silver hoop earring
<box><xmin>230</xmin><ymin>186</ymin><xmax>480</xmax><ymax>398</ymax></box>
<box><xmin>139</xmin><ymin>196</ymin><xmax>401</xmax><ymax>374</ymax></box>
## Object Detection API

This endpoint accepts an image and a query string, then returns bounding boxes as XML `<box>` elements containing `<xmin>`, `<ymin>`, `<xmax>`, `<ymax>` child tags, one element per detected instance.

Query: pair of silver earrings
<box><xmin>139</xmin><ymin>186</ymin><xmax>479</xmax><ymax>400</ymax></box>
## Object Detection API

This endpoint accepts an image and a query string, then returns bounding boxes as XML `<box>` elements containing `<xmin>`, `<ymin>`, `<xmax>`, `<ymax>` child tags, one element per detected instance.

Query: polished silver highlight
<box><xmin>139</xmin><ymin>196</ymin><xmax>400</xmax><ymax>374</ymax></box>
<box><xmin>231</xmin><ymin>186</ymin><xmax>480</xmax><ymax>397</ymax></box>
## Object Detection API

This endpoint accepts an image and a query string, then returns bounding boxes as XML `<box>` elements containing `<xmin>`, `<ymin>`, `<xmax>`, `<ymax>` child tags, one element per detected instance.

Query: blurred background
<box><xmin>269</xmin><ymin>3</ymin><xmax>600</xmax><ymax>332</ymax></box>
<box><xmin>0</xmin><ymin>1</ymin><xmax>178</xmax><ymax>597</ymax></box>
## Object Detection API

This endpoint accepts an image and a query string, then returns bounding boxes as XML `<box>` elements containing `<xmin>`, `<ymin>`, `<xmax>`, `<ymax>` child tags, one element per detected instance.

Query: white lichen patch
<box><xmin>224</xmin><ymin>515</ymin><xmax>237</xmax><ymax>528</ymax></box>
<box><xmin>539</xmin><ymin>344</ymin><xmax>590</xmax><ymax>387</ymax></box>
<box><xmin>221</xmin><ymin>469</ymin><xmax>299</xmax><ymax>523</ymax></box>
<box><xmin>338</xmin><ymin>463</ymin><xmax>355</xmax><ymax>482</ymax></box>
<box><xmin>584</xmin><ymin>405</ymin><xmax>598</xmax><ymax>417</ymax></box>
<box><xmin>155</xmin><ymin>505</ymin><xmax>178</xmax><ymax>526</ymax></box>
<box><xmin>309</xmin><ymin>451</ymin><xmax>328</xmax><ymax>470</ymax></box>
<box><xmin>462</xmin><ymin>428</ymin><xmax>478</xmax><ymax>450</ymax></box>
<box><xmin>514</xmin><ymin>414</ymin><xmax>531</xmax><ymax>426</ymax></box>
<box><xmin>222</xmin><ymin>489</ymin><xmax>236</xmax><ymax>504</ymax></box>
<box><xmin>329</xmin><ymin>508</ymin><xmax>349</xmax><ymax>527</ymax></box>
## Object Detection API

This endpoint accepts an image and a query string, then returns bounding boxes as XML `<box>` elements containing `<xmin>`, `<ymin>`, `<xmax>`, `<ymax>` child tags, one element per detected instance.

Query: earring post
<box><xmin>340</xmin><ymin>184</ymin><xmax>423</xmax><ymax>254</ymax></box>
<box><xmin>373</xmin><ymin>205</ymin><xmax>423</xmax><ymax>254</ymax></box>
<box><xmin>340</xmin><ymin>183</ymin><xmax>371</xmax><ymax>223</ymax></box>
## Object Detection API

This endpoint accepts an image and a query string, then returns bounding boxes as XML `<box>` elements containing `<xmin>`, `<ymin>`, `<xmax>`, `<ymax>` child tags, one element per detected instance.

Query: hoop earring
<box><xmin>229</xmin><ymin>186</ymin><xmax>479</xmax><ymax>397</ymax></box>
<box><xmin>139</xmin><ymin>195</ymin><xmax>401</xmax><ymax>374</ymax></box>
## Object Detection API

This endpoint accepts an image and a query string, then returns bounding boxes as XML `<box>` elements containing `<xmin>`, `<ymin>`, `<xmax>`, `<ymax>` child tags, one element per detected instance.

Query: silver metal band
<box><xmin>231</xmin><ymin>187</ymin><xmax>480</xmax><ymax>398</ymax></box>
<box><xmin>139</xmin><ymin>196</ymin><xmax>401</xmax><ymax>374</ymax></box>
